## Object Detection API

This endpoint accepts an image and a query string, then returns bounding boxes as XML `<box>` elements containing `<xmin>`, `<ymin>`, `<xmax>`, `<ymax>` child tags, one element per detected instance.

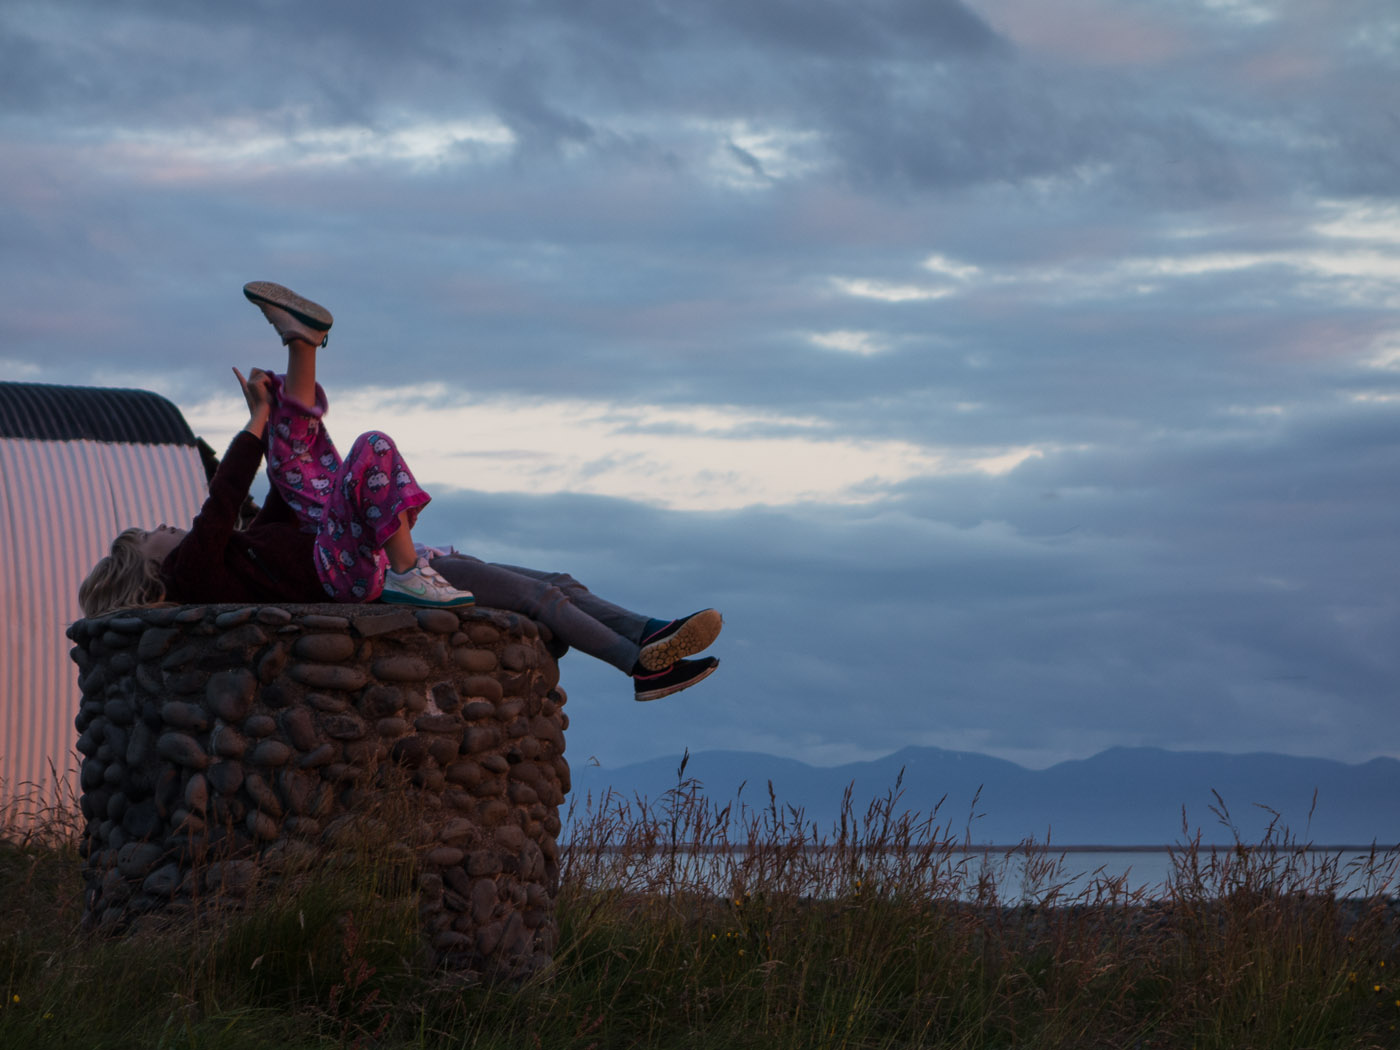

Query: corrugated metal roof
<box><xmin>0</xmin><ymin>382</ymin><xmax>197</xmax><ymax>445</ymax></box>
<box><xmin>0</xmin><ymin>383</ymin><xmax>210</xmax><ymax>821</ymax></box>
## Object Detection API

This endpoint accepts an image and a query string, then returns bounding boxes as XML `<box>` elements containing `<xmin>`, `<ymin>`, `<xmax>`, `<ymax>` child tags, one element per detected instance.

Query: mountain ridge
<box><xmin>568</xmin><ymin>745</ymin><xmax>1400</xmax><ymax>846</ymax></box>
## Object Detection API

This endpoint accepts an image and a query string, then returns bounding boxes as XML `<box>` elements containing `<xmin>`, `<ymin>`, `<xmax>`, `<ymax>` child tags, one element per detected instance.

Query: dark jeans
<box><xmin>429</xmin><ymin>554</ymin><xmax>649</xmax><ymax>673</ymax></box>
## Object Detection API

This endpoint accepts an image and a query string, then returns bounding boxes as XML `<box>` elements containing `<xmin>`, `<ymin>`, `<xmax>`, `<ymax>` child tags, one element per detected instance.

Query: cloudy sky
<box><xmin>4</xmin><ymin>0</ymin><xmax>1398</xmax><ymax>773</ymax></box>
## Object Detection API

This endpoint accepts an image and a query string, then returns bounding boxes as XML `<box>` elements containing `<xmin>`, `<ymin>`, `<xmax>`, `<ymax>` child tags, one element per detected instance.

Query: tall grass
<box><xmin>2</xmin><ymin>765</ymin><xmax>1397</xmax><ymax>1049</ymax></box>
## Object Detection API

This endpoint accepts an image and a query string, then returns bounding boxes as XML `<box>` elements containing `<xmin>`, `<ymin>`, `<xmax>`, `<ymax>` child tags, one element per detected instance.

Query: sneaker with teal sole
<box><xmin>380</xmin><ymin>559</ymin><xmax>476</xmax><ymax>608</ymax></box>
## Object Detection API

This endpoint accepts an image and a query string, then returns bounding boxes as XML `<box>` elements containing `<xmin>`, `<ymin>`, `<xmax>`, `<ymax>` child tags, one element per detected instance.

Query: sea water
<box><xmin>565</xmin><ymin>845</ymin><xmax>1400</xmax><ymax>902</ymax></box>
<box><xmin>967</xmin><ymin>846</ymin><xmax>1397</xmax><ymax>902</ymax></box>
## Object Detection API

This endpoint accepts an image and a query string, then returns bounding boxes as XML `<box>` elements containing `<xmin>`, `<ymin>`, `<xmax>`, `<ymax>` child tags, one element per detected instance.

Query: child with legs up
<box><xmin>80</xmin><ymin>282</ymin><xmax>475</xmax><ymax>617</ymax></box>
<box><xmin>79</xmin><ymin>282</ymin><xmax>722</xmax><ymax>702</ymax></box>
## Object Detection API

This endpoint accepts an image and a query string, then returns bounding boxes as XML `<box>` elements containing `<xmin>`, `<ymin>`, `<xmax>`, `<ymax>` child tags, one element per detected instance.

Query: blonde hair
<box><xmin>78</xmin><ymin>527</ymin><xmax>168</xmax><ymax>618</ymax></box>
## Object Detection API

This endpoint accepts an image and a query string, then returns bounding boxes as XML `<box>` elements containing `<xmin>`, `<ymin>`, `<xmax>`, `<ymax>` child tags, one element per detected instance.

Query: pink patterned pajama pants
<box><xmin>265</xmin><ymin>373</ymin><xmax>431</xmax><ymax>602</ymax></box>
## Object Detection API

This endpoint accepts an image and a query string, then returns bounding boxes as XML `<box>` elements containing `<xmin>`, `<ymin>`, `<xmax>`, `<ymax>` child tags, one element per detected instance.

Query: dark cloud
<box><xmin>419</xmin><ymin>400</ymin><xmax>1400</xmax><ymax>769</ymax></box>
<box><xmin>3</xmin><ymin>0</ymin><xmax>1399</xmax><ymax>768</ymax></box>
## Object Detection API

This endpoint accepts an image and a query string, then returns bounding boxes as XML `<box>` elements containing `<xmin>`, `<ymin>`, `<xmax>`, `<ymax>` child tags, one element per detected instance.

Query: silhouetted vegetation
<box><xmin>2</xmin><ymin>768</ymin><xmax>1397</xmax><ymax>1049</ymax></box>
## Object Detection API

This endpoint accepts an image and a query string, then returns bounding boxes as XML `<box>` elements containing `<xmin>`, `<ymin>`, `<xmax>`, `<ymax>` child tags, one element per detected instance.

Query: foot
<box><xmin>633</xmin><ymin>656</ymin><xmax>719</xmax><ymax>702</ymax></box>
<box><xmin>243</xmin><ymin>281</ymin><xmax>333</xmax><ymax>347</ymax></box>
<box><xmin>380</xmin><ymin>559</ymin><xmax>476</xmax><ymax>608</ymax></box>
<box><xmin>637</xmin><ymin>608</ymin><xmax>723</xmax><ymax>672</ymax></box>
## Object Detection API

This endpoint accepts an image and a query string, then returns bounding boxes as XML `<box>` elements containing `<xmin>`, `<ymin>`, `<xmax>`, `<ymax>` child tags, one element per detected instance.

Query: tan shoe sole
<box><xmin>243</xmin><ymin>281</ymin><xmax>334</xmax><ymax>332</ymax></box>
<box><xmin>638</xmin><ymin>608</ymin><xmax>723</xmax><ymax>672</ymax></box>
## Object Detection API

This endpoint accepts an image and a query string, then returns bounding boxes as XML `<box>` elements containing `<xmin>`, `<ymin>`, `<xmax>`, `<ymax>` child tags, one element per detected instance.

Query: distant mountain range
<box><xmin>566</xmin><ymin>746</ymin><xmax>1400</xmax><ymax>846</ymax></box>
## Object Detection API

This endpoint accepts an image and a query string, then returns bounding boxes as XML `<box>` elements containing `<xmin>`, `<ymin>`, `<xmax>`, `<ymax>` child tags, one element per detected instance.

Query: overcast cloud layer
<box><xmin>3</xmin><ymin>0</ymin><xmax>1398</xmax><ymax>773</ymax></box>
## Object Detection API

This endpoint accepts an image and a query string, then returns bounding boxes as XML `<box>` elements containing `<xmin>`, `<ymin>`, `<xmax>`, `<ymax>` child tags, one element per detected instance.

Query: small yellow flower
<box><xmin>10</xmin><ymin>995</ymin><xmax>17</xmax><ymax>1004</ymax></box>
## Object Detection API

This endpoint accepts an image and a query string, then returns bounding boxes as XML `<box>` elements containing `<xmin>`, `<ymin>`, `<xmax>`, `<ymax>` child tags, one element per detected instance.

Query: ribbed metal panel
<box><xmin>0</xmin><ymin>437</ymin><xmax>208</xmax><ymax>819</ymax></box>
<box><xmin>0</xmin><ymin>382</ymin><xmax>197</xmax><ymax>445</ymax></box>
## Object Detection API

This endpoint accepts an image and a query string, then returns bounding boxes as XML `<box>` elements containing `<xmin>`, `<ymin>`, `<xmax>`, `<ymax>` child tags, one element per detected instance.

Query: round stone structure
<box><xmin>67</xmin><ymin>602</ymin><xmax>570</xmax><ymax>977</ymax></box>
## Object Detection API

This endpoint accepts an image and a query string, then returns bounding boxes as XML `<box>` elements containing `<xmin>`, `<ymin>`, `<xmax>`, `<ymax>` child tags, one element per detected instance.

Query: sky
<box><xmin>3</xmin><ymin>0</ymin><xmax>1398</xmax><ymax>773</ymax></box>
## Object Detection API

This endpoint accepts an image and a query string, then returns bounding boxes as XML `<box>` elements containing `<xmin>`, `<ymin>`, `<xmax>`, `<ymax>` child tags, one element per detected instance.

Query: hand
<box><xmin>233</xmin><ymin>366</ymin><xmax>272</xmax><ymax>437</ymax></box>
<box><xmin>233</xmin><ymin>366</ymin><xmax>273</xmax><ymax>416</ymax></box>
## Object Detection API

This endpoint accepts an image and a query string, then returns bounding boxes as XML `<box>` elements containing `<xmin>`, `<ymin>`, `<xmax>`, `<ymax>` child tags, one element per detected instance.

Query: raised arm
<box><xmin>233</xmin><ymin>365</ymin><xmax>273</xmax><ymax>439</ymax></box>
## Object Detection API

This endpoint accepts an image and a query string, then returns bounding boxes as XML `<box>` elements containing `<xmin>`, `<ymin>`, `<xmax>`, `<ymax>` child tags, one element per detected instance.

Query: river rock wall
<box><xmin>67</xmin><ymin>602</ymin><xmax>570</xmax><ymax>977</ymax></box>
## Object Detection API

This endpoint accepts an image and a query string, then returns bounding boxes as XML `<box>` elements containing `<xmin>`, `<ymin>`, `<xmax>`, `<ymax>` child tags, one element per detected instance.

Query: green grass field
<box><xmin>2</xmin><ymin>770</ymin><xmax>1397</xmax><ymax>1049</ymax></box>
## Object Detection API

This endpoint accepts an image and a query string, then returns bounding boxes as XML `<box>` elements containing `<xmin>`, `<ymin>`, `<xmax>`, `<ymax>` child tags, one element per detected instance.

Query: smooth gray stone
<box><xmin>463</xmin><ymin>727</ymin><xmax>501</xmax><ymax>753</ymax></box>
<box><xmin>462</xmin><ymin>700</ymin><xmax>495</xmax><ymax>721</ymax></box>
<box><xmin>157</xmin><ymin>732</ymin><xmax>209</xmax><ymax>769</ymax></box>
<box><xmin>125</xmin><ymin>722</ymin><xmax>155</xmax><ymax>766</ymax></box>
<box><xmin>160</xmin><ymin>700</ymin><xmax>210</xmax><ymax>731</ymax></box>
<box><xmin>415</xmin><ymin>608</ymin><xmax>461</xmax><ymax>634</ymax></box>
<box><xmin>321</xmin><ymin>714</ymin><xmax>367</xmax><ymax>741</ymax></box>
<box><xmin>280</xmin><ymin>707</ymin><xmax>318</xmax><ymax>751</ymax></box>
<box><xmin>376</xmin><ymin>716</ymin><xmax>410</xmax><ymax>739</ymax></box>
<box><xmin>460</xmin><ymin>676</ymin><xmax>503</xmax><ymax>703</ymax></box>
<box><xmin>206</xmin><ymin>668</ymin><xmax>257</xmax><ymax>722</ymax></box>
<box><xmin>215</xmin><ymin>623</ymin><xmax>269</xmax><ymax>651</ymax></box>
<box><xmin>214</xmin><ymin>608</ymin><xmax>255</xmax><ymax>628</ymax></box>
<box><xmin>353</xmin><ymin>609</ymin><xmax>416</xmax><ymax>637</ymax></box>
<box><xmin>453</xmin><ymin>647</ymin><xmax>498</xmax><ymax>673</ymax></box>
<box><xmin>243</xmin><ymin>772</ymin><xmax>283</xmax><ymax>817</ymax></box>
<box><xmin>293</xmin><ymin>633</ymin><xmax>355</xmax><ymax>663</ymax></box>
<box><xmin>297</xmin><ymin>742</ymin><xmax>337</xmax><ymax>769</ymax></box>
<box><xmin>370</xmin><ymin>655</ymin><xmax>431</xmax><ymax>682</ymax></box>
<box><xmin>116</xmin><ymin>841</ymin><xmax>164</xmax><ymax>878</ymax></box>
<box><xmin>360</xmin><ymin>686</ymin><xmax>405</xmax><ymax>716</ymax></box>
<box><xmin>250</xmin><ymin>739</ymin><xmax>293</xmax><ymax>767</ymax></box>
<box><xmin>184</xmin><ymin>773</ymin><xmax>209</xmax><ymax>813</ymax></box>
<box><xmin>105</xmin><ymin>698</ymin><xmax>135</xmax><ymax>725</ymax></box>
<box><xmin>206</xmin><ymin>761</ymin><xmax>244</xmax><ymax>795</ymax></box>
<box><xmin>289</xmin><ymin>662</ymin><xmax>367</xmax><ymax>690</ymax></box>
<box><xmin>470</xmin><ymin>878</ymin><xmax>498</xmax><ymax>925</ymax></box>
<box><xmin>467</xmin><ymin>850</ymin><xmax>503</xmax><ymax>877</ymax></box>
<box><xmin>307</xmin><ymin>692</ymin><xmax>350</xmax><ymax>713</ymax></box>
<box><xmin>415</xmin><ymin>714</ymin><xmax>464</xmax><ymax>734</ymax></box>
<box><xmin>143</xmin><ymin>862</ymin><xmax>183</xmax><ymax>898</ymax></box>
<box><xmin>136</xmin><ymin>627</ymin><xmax>180</xmax><ymax>662</ymax></box>
<box><xmin>210</xmin><ymin>721</ymin><xmax>248</xmax><ymax>758</ymax></box>
<box><xmin>246</xmin><ymin>809</ymin><xmax>280</xmax><ymax>841</ymax></box>
<box><xmin>299</xmin><ymin>614</ymin><xmax>350</xmax><ymax>630</ymax></box>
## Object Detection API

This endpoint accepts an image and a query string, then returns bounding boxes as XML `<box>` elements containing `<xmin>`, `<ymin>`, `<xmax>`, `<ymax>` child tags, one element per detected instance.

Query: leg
<box><xmin>283</xmin><ymin>339</ymin><xmax>318</xmax><ymax>411</ymax></box>
<box><xmin>262</xmin><ymin>372</ymin><xmax>341</xmax><ymax>530</ymax></box>
<box><xmin>383</xmin><ymin>511</ymin><xmax>417</xmax><ymax>573</ymax></box>
<box><xmin>493</xmin><ymin>564</ymin><xmax>653</xmax><ymax>643</ymax></box>
<box><xmin>243</xmin><ymin>279</ymin><xmax>332</xmax><ymax>478</ymax></box>
<box><xmin>430</xmin><ymin>555</ymin><xmax>642</xmax><ymax>672</ymax></box>
<box><xmin>429</xmin><ymin>556</ymin><xmax>724</xmax><ymax>681</ymax></box>
<box><xmin>314</xmin><ymin>430</ymin><xmax>431</xmax><ymax>601</ymax></box>
<box><xmin>492</xmin><ymin>566</ymin><xmax>722</xmax><ymax>672</ymax></box>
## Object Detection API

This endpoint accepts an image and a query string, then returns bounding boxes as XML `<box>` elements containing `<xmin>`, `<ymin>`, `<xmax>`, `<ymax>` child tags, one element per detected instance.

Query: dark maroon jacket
<box><xmin>160</xmin><ymin>429</ymin><xmax>324</xmax><ymax>603</ymax></box>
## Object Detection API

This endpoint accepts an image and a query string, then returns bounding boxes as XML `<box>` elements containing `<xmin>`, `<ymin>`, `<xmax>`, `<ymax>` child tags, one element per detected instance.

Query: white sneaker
<box><xmin>381</xmin><ymin>559</ymin><xmax>476</xmax><ymax>608</ymax></box>
<box><xmin>243</xmin><ymin>281</ymin><xmax>333</xmax><ymax>347</ymax></box>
